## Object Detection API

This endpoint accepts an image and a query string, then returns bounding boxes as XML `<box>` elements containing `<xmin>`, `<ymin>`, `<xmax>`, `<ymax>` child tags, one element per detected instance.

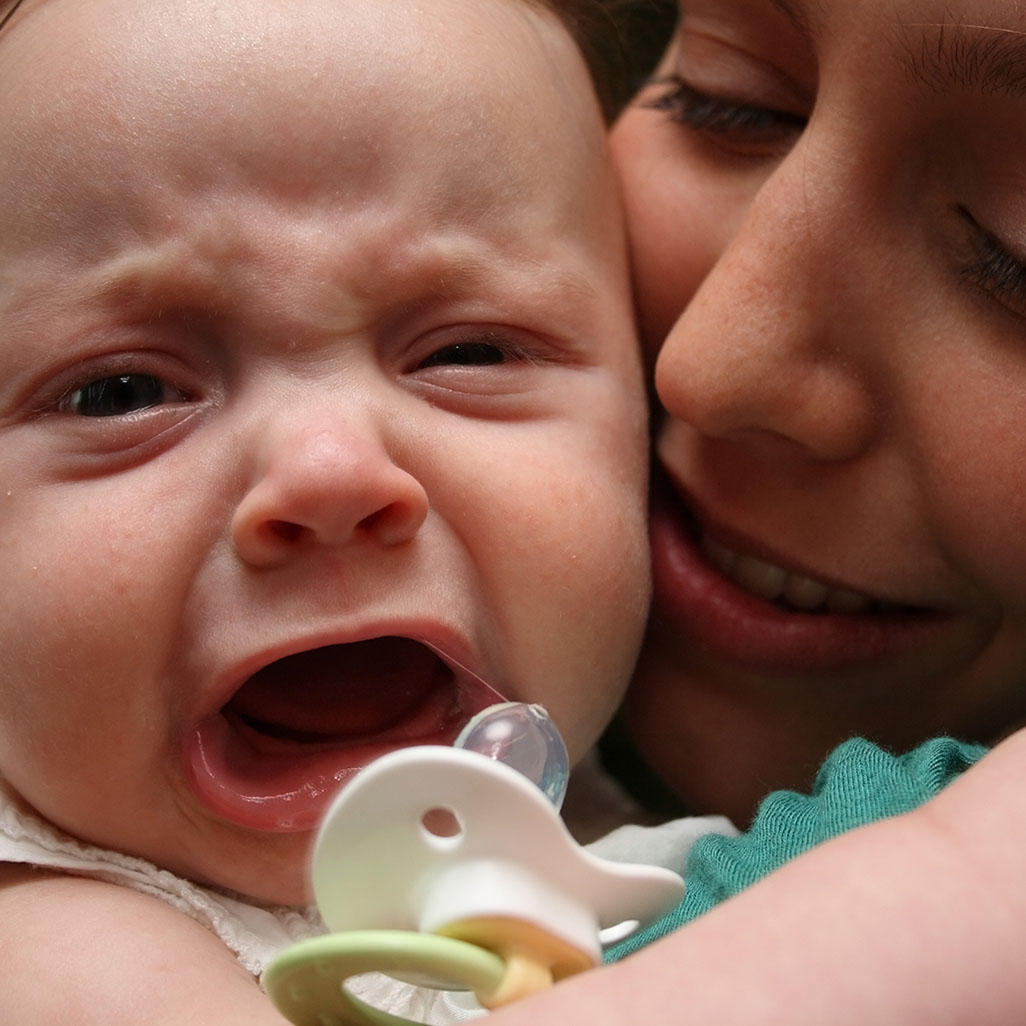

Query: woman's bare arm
<box><xmin>487</xmin><ymin>728</ymin><xmax>1026</xmax><ymax>1026</ymax></box>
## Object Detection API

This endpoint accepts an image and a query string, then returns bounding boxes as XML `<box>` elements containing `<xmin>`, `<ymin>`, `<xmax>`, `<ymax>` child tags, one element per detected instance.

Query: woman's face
<box><xmin>613</xmin><ymin>0</ymin><xmax>1026</xmax><ymax>822</ymax></box>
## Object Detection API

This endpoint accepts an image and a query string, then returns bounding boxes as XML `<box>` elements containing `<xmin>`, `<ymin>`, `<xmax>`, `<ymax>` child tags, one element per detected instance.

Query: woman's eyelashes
<box><xmin>957</xmin><ymin>206</ymin><xmax>1026</xmax><ymax>319</ymax></box>
<box><xmin>59</xmin><ymin>373</ymin><xmax>192</xmax><ymax>417</ymax></box>
<box><xmin>645</xmin><ymin>74</ymin><xmax>805</xmax><ymax>154</ymax></box>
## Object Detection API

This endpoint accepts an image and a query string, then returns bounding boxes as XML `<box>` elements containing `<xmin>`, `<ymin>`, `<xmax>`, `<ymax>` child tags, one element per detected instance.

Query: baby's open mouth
<box><xmin>225</xmin><ymin>637</ymin><xmax>456</xmax><ymax>746</ymax></box>
<box><xmin>185</xmin><ymin>637</ymin><xmax>501</xmax><ymax>832</ymax></box>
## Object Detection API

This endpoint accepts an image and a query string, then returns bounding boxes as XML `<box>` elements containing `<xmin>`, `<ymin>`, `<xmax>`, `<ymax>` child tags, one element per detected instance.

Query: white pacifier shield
<box><xmin>311</xmin><ymin>746</ymin><xmax>684</xmax><ymax>962</ymax></box>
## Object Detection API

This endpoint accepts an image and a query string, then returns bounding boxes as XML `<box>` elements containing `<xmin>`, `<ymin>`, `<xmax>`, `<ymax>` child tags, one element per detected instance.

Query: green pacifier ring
<box><xmin>263</xmin><ymin>929</ymin><xmax>506</xmax><ymax>1026</ymax></box>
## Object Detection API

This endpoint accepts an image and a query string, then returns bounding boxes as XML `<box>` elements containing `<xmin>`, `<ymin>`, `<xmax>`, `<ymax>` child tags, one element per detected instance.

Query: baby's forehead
<box><xmin>0</xmin><ymin>0</ymin><xmax>607</xmax><ymax>181</ymax></box>
<box><xmin>1</xmin><ymin>0</ymin><xmax>598</xmax><ymax>112</ymax></box>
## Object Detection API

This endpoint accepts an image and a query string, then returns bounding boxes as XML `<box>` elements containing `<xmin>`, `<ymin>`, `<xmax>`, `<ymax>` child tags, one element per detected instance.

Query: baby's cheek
<box><xmin>508</xmin><ymin>494</ymin><xmax>647</xmax><ymax>751</ymax></box>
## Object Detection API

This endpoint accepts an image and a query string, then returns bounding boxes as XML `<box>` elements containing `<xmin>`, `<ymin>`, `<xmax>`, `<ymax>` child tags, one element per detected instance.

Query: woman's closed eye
<box><xmin>957</xmin><ymin>206</ymin><xmax>1026</xmax><ymax>320</ymax></box>
<box><xmin>645</xmin><ymin>75</ymin><xmax>805</xmax><ymax>156</ymax></box>
<box><xmin>59</xmin><ymin>373</ymin><xmax>191</xmax><ymax>417</ymax></box>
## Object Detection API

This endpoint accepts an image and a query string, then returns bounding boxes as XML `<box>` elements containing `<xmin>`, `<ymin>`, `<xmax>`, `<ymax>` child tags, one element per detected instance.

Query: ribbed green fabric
<box><xmin>606</xmin><ymin>736</ymin><xmax>987</xmax><ymax>962</ymax></box>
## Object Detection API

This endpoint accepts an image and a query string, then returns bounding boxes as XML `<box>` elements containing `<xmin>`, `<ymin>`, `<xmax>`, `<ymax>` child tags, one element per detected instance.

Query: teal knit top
<box><xmin>606</xmin><ymin>736</ymin><xmax>987</xmax><ymax>961</ymax></box>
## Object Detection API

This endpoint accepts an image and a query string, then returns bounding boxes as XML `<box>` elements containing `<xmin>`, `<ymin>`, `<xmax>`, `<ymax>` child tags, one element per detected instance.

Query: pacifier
<box><xmin>453</xmin><ymin>701</ymin><xmax>570</xmax><ymax>810</ymax></box>
<box><xmin>263</xmin><ymin>703</ymin><xmax>684</xmax><ymax>1025</ymax></box>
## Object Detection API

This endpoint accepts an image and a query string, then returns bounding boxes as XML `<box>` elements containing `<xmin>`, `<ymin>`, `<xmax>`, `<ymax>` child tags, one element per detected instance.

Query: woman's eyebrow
<box><xmin>0</xmin><ymin>0</ymin><xmax>27</xmax><ymax>33</ymax></box>
<box><xmin>897</xmin><ymin>20</ymin><xmax>1026</xmax><ymax>98</ymax></box>
<box><xmin>769</xmin><ymin>0</ymin><xmax>815</xmax><ymax>36</ymax></box>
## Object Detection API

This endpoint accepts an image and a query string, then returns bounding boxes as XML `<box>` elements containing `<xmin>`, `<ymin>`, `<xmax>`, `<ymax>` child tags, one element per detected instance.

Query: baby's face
<box><xmin>0</xmin><ymin>0</ymin><xmax>648</xmax><ymax>902</ymax></box>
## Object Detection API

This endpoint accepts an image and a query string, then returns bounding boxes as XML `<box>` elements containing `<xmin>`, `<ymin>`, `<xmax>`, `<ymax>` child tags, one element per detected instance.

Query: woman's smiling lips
<box><xmin>183</xmin><ymin>635</ymin><xmax>503</xmax><ymax>833</ymax></box>
<box><xmin>649</xmin><ymin>471</ymin><xmax>954</xmax><ymax>674</ymax></box>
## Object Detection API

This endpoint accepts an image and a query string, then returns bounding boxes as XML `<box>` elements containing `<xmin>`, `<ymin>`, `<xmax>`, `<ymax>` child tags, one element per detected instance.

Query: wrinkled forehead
<box><xmin>0</xmin><ymin>0</ymin><xmax>623</xmax><ymax>295</ymax></box>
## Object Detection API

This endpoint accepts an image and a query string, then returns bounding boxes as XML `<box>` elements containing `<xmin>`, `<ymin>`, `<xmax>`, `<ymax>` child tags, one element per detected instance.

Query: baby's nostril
<box><xmin>267</xmin><ymin>519</ymin><xmax>302</xmax><ymax>543</ymax></box>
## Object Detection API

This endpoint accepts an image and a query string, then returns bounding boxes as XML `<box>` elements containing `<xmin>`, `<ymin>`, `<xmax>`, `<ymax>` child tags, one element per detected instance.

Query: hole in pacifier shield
<box><xmin>421</xmin><ymin>805</ymin><xmax>463</xmax><ymax>839</ymax></box>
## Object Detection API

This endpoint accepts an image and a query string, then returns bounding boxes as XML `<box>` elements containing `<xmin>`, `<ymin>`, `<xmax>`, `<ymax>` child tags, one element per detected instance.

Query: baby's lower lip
<box><xmin>183</xmin><ymin>662</ymin><xmax>501</xmax><ymax>833</ymax></box>
<box><xmin>648</xmin><ymin>485</ymin><xmax>953</xmax><ymax>674</ymax></box>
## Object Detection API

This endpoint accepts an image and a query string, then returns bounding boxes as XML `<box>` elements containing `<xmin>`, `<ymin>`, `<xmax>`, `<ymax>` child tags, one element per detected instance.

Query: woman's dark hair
<box><xmin>544</xmin><ymin>0</ymin><xmax>678</xmax><ymax>119</ymax></box>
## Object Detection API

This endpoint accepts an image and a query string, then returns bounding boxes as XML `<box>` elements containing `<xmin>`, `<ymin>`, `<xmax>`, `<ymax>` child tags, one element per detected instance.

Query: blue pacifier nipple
<box><xmin>453</xmin><ymin>702</ymin><xmax>569</xmax><ymax>810</ymax></box>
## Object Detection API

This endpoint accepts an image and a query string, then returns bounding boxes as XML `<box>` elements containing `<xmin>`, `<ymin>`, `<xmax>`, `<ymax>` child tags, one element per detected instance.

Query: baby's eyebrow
<box><xmin>896</xmin><ymin>19</ymin><xmax>1026</xmax><ymax>98</ymax></box>
<box><xmin>91</xmin><ymin>251</ymin><xmax>227</xmax><ymax>314</ymax></box>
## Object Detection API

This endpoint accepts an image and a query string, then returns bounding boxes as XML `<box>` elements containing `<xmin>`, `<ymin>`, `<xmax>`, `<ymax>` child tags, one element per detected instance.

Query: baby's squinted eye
<box><xmin>59</xmin><ymin>374</ymin><xmax>190</xmax><ymax>417</ymax></box>
<box><xmin>418</xmin><ymin>341</ymin><xmax>506</xmax><ymax>368</ymax></box>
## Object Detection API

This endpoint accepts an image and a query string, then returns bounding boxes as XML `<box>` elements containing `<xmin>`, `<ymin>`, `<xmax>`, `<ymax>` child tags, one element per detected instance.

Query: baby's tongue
<box><xmin>227</xmin><ymin>637</ymin><xmax>451</xmax><ymax>739</ymax></box>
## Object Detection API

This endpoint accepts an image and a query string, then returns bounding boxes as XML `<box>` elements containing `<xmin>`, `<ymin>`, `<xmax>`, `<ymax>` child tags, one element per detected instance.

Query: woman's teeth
<box><xmin>701</xmin><ymin>535</ymin><xmax>873</xmax><ymax>613</ymax></box>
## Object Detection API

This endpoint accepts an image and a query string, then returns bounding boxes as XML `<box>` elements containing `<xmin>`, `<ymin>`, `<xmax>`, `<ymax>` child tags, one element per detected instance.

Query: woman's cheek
<box><xmin>614</xmin><ymin>138</ymin><xmax>715</xmax><ymax>351</ymax></box>
<box><xmin>612</xmin><ymin>104</ymin><xmax>782</xmax><ymax>357</ymax></box>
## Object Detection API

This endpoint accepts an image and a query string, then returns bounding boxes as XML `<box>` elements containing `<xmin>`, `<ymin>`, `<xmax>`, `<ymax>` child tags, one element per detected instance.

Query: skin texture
<box><xmin>611</xmin><ymin>0</ymin><xmax>1026</xmax><ymax>825</ymax></box>
<box><xmin>0</xmin><ymin>0</ymin><xmax>649</xmax><ymax>939</ymax></box>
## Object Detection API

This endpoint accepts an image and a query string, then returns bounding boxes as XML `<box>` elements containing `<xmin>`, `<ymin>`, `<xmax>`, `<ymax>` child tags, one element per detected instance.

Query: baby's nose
<box><xmin>231</xmin><ymin>415</ymin><xmax>430</xmax><ymax>568</ymax></box>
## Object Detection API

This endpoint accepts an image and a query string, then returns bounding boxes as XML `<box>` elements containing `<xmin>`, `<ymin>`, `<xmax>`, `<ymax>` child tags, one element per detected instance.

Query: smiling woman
<box><xmin>475</xmin><ymin>1</ymin><xmax>1026</xmax><ymax>1024</ymax></box>
<box><xmin>609</xmin><ymin>0</ymin><xmax>1026</xmax><ymax>827</ymax></box>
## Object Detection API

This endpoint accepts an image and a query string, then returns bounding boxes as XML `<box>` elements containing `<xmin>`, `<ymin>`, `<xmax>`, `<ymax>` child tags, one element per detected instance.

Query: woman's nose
<box><xmin>232</xmin><ymin>414</ymin><xmax>430</xmax><ymax>568</ymax></box>
<box><xmin>655</xmin><ymin>150</ymin><xmax>876</xmax><ymax>463</ymax></box>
